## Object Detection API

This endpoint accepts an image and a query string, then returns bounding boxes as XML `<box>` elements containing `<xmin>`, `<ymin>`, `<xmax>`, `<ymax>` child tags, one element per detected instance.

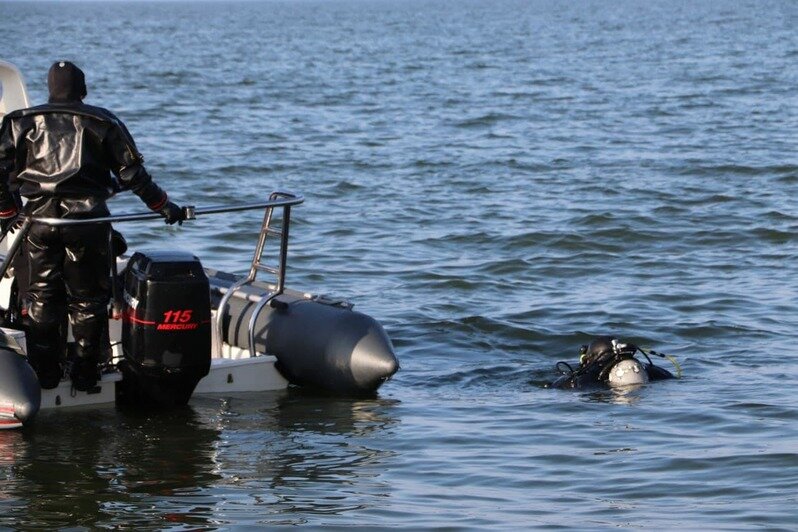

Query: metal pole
<box><xmin>0</xmin><ymin>218</ymin><xmax>32</xmax><ymax>281</ymax></box>
<box><xmin>107</xmin><ymin>227</ymin><xmax>122</xmax><ymax>318</ymax></box>
<box><xmin>277</xmin><ymin>205</ymin><xmax>291</xmax><ymax>292</ymax></box>
<box><xmin>30</xmin><ymin>195</ymin><xmax>304</xmax><ymax>228</ymax></box>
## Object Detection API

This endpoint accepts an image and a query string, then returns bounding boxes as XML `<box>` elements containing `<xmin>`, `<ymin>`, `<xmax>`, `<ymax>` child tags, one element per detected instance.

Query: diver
<box><xmin>0</xmin><ymin>61</ymin><xmax>184</xmax><ymax>390</ymax></box>
<box><xmin>549</xmin><ymin>336</ymin><xmax>679</xmax><ymax>389</ymax></box>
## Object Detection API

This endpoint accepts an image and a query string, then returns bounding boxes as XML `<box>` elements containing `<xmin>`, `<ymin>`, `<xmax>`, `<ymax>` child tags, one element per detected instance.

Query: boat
<box><xmin>0</xmin><ymin>61</ymin><xmax>399</xmax><ymax>429</ymax></box>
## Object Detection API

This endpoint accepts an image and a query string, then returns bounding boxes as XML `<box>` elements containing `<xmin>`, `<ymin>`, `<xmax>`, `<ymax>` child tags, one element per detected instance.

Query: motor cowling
<box><xmin>118</xmin><ymin>250</ymin><xmax>211</xmax><ymax>407</ymax></box>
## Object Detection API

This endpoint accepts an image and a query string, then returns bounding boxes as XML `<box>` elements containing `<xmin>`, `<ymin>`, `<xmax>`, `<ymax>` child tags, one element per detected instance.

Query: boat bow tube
<box><xmin>213</xmin><ymin>276</ymin><xmax>399</xmax><ymax>394</ymax></box>
<box><xmin>0</xmin><ymin>331</ymin><xmax>40</xmax><ymax>429</ymax></box>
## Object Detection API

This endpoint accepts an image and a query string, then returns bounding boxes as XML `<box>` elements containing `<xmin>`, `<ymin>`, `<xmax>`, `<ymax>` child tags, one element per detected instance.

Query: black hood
<box><xmin>47</xmin><ymin>61</ymin><xmax>87</xmax><ymax>103</ymax></box>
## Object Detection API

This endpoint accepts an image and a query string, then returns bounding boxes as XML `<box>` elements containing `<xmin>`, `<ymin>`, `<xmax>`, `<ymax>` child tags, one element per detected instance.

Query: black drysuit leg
<box><xmin>23</xmin><ymin>224</ymin><xmax>66</xmax><ymax>389</ymax></box>
<box><xmin>24</xmin><ymin>222</ymin><xmax>111</xmax><ymax>389</ymax></box>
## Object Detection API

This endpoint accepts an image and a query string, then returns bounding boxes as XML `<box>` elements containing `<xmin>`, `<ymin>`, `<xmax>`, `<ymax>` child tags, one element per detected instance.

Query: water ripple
<box><xmin>2</xmin><ymin>0</ymin><xmax>798</xmax><ymax>528</ymax></box>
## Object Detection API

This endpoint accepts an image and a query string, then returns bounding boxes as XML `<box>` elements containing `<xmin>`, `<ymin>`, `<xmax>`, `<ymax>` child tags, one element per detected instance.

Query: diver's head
<box><xmin>48</xmin><ymin>61</ymin><xmax>87</xmax><ymax>103</ymax></box>
<box><xmin>580</xmin><ymin>336</ymin><xmax>615</xmax><ymax>365</ymax></box>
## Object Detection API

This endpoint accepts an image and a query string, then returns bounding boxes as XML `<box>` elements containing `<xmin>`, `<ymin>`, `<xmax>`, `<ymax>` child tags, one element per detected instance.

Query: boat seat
<box><xmin>0</xmin><ymin>60</ymin><xmax>31</xmax><ymax>120</ymax></box>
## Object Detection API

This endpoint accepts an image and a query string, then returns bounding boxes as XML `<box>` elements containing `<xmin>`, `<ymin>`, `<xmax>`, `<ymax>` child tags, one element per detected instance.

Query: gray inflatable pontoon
<box><xmin>211</xmin><ymin>274</ymin><xmax>399</xmax><ymax>395</ymax></box>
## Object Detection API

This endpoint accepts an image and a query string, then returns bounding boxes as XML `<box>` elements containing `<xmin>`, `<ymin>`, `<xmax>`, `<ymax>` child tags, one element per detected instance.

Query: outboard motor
<box><xmin>118</xmin><ymin>251</ymin><xmax>211</xmax><ymax>407</ymax></box>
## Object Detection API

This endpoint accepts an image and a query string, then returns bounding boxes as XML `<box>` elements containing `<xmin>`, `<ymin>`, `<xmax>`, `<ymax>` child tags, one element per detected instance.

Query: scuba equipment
<box><xmin>549</xmin><ymin>336</ymin><xmax>680</xmax><ymax>389</ymax></box>
<box><xmin>607</xmin><ymin>358</ymin><xmax>649</xmax><ymax>386</ymax></box>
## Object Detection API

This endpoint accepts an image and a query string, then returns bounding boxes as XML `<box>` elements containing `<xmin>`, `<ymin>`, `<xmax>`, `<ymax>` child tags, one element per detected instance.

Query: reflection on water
<box><xmin>583</xmin><ymin>385</ymin><xmax>646</xmax><ymax>406</ymax></box>
<box><xmin>0</xmin><ymin>391</ymin><xmax>399</xmax><ymax>528</ymax></box>
<box><xmin>197</xmin><ymin>390</ymin><xmax>400</xmax><ymax>526</ymax></box>
<box><xmin>0</xmin><ymin>406</ymin><xmax>221</xmax><ymax>528</ymax></box>
<box><xmin>274</xmin><ymin>387</ymin><xmax>400</xmax><ymax>436</ymax></box>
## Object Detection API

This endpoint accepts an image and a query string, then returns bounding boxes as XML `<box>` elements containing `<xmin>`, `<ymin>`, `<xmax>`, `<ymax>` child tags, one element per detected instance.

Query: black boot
<box><xmin>37</xmin><ymin>361</ymin><xmax>64</xmax><ymax>390</ymax></box>
<box><xmin>70</xmin><ymin>356</ymin><xmax>100</xmax><ymax>392</ymax></box>
<box><xmin>27</xmin><ymin>349</ymin><xmax>63</xmax><ymax>390</ymax></box>
<box><xmin>23</xmin><ymin>316</ymin><xmax>66</xmax><ymax>390</ymax></box>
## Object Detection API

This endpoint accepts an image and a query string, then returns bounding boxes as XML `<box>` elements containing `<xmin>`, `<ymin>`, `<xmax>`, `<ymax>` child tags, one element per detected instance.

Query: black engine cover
<box><xmin>120</xmin><ymin>250</ymin><xmax>211</xmax><ymax>406</ymax></box>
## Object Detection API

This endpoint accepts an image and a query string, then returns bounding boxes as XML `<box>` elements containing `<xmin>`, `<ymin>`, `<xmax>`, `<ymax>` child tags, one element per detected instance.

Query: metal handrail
<box><xmin>212</xmin><ymin>191</ymin><xmax>295</xmax><ymax>358</ymax></box>
<box><xmin>0</xmin><ymin>192</ymin><xmax>305</xmax><ymax>278</ymax></box>
<box><xmin>27</xmin><ymin>196</ymin><xmax>303</xmax><ymax>227</ymax></box>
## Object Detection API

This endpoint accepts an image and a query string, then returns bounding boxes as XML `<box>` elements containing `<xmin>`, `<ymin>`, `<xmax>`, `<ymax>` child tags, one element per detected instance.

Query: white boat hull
<box><xmin>38</xmin><ymin>352</ymin><xmax>289</xmax><ymax>412</ymax></box>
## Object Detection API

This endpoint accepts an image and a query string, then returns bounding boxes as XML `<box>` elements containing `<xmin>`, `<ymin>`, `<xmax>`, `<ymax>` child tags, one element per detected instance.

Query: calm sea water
<box><xmin>1</xmin><ymin>0</ymin><xmax>797</xmax><ymax>528</ymax></box>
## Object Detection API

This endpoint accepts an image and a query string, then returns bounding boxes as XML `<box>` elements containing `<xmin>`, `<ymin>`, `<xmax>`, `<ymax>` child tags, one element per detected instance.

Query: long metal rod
<box><xmin>31</xmin><ymin>195</ymin><xmax>303</xmax><ymax>227</ymax></box>
<box><xmin>0</xmin><ymin>218</ymin><xmax>33</xmax><ymax>280</ymax></box>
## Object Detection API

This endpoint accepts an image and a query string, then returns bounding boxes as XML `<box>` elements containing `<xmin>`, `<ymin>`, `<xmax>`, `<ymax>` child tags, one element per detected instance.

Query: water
<box><xmin>1</xmin><ymin>0</ymin><xmax>798</xmax><ymax>528</ymax></box>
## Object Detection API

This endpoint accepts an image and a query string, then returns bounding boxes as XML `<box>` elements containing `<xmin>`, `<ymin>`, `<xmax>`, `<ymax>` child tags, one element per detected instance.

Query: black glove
<box><xmin>159</xmin><ymin>201</ymin><xmax>184</xmax><ymax>225</ymax></box>
<box><xmin>0</xmin><ymin>213</ymin><xmax>21</xmax><ymax>234</ymax></box>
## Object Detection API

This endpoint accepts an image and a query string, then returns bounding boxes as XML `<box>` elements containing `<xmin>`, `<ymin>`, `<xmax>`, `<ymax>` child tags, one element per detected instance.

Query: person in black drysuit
<box><xmin>0</xmin><ymin>61</ymin><xmax>183</xmax><ymax>390</ymax></box>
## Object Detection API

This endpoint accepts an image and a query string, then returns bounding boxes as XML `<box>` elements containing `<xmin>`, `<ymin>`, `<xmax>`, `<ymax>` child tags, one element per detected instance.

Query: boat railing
<box><xmin>0</xmin><ymin>191</ymin><xmax>304</xmax><ymax>357</ymax></box>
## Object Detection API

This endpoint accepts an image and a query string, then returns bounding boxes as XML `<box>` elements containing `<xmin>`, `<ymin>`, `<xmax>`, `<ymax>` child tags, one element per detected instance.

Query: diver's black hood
<box><xmin>585</xmin><ymin>336</ymin><xmax>614</xmax><ymax>359</ymax></box>
<box><xmin>47</xmin><ymin>61</ymin><xmax>87</xmax><ymax>103</ymax></box>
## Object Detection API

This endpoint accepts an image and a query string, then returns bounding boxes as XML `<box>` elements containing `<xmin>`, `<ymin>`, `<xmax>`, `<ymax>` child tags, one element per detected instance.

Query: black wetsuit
<box><xmin>0</xmin><ymin>102</ymin><xmax>169</xmax><ymax>388</ymax></box>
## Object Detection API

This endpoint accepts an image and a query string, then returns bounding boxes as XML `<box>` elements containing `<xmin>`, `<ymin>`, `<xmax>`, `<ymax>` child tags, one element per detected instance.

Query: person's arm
<box><xmin>104</xmin><ymin>117</ymin><xmax>182</xmax><ymax>224</ymax></box>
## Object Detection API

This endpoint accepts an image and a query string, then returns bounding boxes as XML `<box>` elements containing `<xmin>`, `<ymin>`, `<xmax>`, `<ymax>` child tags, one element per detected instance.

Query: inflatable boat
<box><xmin>0</xmin><ymin>61</ymin><xmax>399</xmax><ymax>429</ymax></box>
